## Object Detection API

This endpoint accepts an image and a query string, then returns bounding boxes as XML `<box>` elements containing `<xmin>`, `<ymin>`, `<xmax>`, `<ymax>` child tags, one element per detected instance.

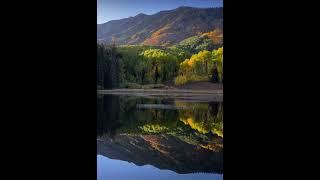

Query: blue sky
<box><xmin>97</xmin><ymin>0</ymin><xmax>223</xmax><ymax>24</ymax></box>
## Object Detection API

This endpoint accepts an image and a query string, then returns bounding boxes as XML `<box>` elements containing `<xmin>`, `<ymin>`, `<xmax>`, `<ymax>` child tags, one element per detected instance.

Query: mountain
<box><xmin>97</xmin><ymin>7</ymin><xmax>223</xmax><ymax>46</ymax></box>
<box><xmin>97</xmin><ymin>134</ymin><xmax>223</xmax><ymax>174</ymax></box>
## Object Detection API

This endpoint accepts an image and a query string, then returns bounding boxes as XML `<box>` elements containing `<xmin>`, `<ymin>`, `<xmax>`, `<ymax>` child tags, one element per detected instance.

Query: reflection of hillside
<box><xmin>97</xmin><ymin>95</ymin><xmax>223</xmax><ymax>173</ymax></box>
<box><xmin>97</xmin><ymin>134</ymin><xmax>223</xmax><ymax>174</ymax></box>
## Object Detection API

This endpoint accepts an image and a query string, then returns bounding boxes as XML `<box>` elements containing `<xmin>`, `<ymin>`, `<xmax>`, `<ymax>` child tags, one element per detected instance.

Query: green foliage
<box><xmin>97</xmin><ymin>43</ymin><xmax>121</xmax><ymax>89</ymax></box>
<box><xmin>98</xmin><ymin>41</ymin><xmax>222</xmax><ymax>87</ymax></box>
<box><xmin>141</xmin><ymin>49</ymin><xmax>179</xmax><ymax>83</ymax></box>
<box><xmin>172</xmin><ymin>34</ymin><xmax>222</xmax><ymax>55</ymax></box>
<box><xmin>117</xmin><ymin>45</ymin><xmax>151</xmax><ymax>84</ymax></box>
<box><xmin>116</xmin><ymin>46</ymin><xmax>186</xmax><ymax>85</ymax></box>
<box><xmin>140</xmin><ymin>124</ymin><xmax>170</xmax><ymax>133</ymax></box>
<box><xmin>167</xmin><ymin>46</ymin><xmax>191</xmax><ymax>62</ymax></box>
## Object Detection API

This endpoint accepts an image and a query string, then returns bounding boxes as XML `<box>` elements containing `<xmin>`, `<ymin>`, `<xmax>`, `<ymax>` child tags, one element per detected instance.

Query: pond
<box><xmin>97</xmin><ymin>94</ymin><xmax>223</xmax><ymax>180</ymax></box>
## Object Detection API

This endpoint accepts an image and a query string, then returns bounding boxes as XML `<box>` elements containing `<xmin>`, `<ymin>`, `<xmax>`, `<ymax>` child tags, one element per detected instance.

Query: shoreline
<box><xmin>97</xmin><ymin>88</ymin><xmax>223</xmax><ymax>102</ymax></box>
<box><xmin>98</xmin><ymin>88</ymin><xmax>223</xmax><ymax>94</ymax></box>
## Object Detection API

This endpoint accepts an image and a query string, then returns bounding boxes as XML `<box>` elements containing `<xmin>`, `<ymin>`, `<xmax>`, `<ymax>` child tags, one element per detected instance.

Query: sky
<box><xmin>97</xmin><ymin>0</ymin><xmax>223</xmax><ymax>24</ymax></box>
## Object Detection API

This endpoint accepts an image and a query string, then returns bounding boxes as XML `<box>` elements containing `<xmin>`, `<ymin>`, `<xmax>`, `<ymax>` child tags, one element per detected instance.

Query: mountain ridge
<box><xmin>97</xmin><ymin>6</ymin><xmax>223</xmax><ymax>46</ymax></box>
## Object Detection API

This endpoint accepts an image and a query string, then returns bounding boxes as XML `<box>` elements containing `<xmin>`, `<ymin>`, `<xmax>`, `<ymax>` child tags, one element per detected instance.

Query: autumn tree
<box><xmin>212</xmin><ymin>47</ymin><xmax>223</xmax><ymax>83</ymax></box>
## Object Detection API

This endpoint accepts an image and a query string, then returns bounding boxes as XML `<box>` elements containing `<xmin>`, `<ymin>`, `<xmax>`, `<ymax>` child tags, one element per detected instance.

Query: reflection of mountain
<box><xmin>97</xmin><ymin>95</ymin><xmax>223</xmax><ymax>174</ymax></box>
<box><xmin>97</xmin><ymin>134</ymin><xmax>223</xmax><ymax>174</ymax></box>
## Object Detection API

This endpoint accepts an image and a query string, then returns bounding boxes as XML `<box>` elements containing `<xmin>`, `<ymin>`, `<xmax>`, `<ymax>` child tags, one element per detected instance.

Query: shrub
<box><xmin>142</xmin><ymin>84</ymin><xmax>165</xmax><ymax>89</ymax></box>
<box><xmin>122</xmin><ymin>82</ymin><xmax>142</xmax><ymax>89</ymax></box>
<box><xmin>174</xmin><ymin>75</ymin><xmax>189</xmax><ymax>85</ymax></box>
<box><xmin>120</xmin><ymin>82</ymin><xmax>165</xmax><ymax>89</ymax></box>
<box><xmin>174</xmin><ymin>75</ymin><xmax>209</xmax><ymax>86</ymax></box>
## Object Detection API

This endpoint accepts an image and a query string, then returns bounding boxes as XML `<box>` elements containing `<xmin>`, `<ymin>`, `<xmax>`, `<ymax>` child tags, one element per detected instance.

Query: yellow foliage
<box><xmin>187</xmin><ymin>59</ymin><xmax>195</xmax><ymax>66</ymax></box>
<box><xmin>143</xmin><ymin>26</ymin><xmax>170</xmax><ymax>45</ymax></box>
<box><xmin>200</xmin><ymin>143</ymin><xmax>223</xmax><ymax>151</ymax></box>
<box><xmin>177</xmin><ymin>102</ymin><xmax>223</xmax><ymax>137</ymax></box>
<box><xmin>202</xmin><ymin>29</ymin><xmax>223</xmax><ymax>44</ymax></box>
<box><xmin>174</xmin><ymin>74</ymin><xmax>209</xmax><ymax>86</ymax></box>
<box><xmin>181</xmin><ymin>117</ymin><xmax>210</xmax><ymax>134</ymax></box>
<box><xmin>212</xmin><ymin>129</ymin><xmax>223</xmax><ymax>138</ymax></box>
<box><xmin>174</xmin><ymin>75</ymin><xmax>188</xmax><ymax>85</ymax></box>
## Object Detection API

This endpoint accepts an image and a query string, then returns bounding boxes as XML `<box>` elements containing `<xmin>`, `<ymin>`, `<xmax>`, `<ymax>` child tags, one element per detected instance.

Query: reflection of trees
<box><xmin>177</xmin><ymin>102</ymin><xmax>223</xmax><ymax>137</ymax></box>
<box><xmin>97</xmin><ymin>96</ymin><xmax>223</xmax><ymax>150</ymax></box>
<box><xmin>97</xmin><ymin>95</ymin><xmax>122</xmax><ymax>137</ymax></box>
<box><xmin>118</xmin><ymin>99</ymin><xmax>181</xmax><ymax>135</ymax></box>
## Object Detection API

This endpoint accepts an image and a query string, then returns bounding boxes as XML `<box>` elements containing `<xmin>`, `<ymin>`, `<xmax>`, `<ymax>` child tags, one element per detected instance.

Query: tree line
<box><xmin>97</xmin><ymin>42</ymin><xmax>223</xmax><ymax>89</ymax></box>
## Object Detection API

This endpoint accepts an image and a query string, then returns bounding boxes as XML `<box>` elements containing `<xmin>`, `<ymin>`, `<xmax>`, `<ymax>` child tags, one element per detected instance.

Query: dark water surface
<box><xmin>97</xmin><ymin>95</ymin><xmax>223</xmax><ymax>180</ymax></box>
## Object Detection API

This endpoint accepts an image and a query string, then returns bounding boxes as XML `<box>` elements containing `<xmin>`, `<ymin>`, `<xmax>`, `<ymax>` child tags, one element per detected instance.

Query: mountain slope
<box><xmin>97</xmin><ymin>7</ymin><xmax>223</xmax><ymax>46</ymax></box>
<box><xmin>97</xmin><ymin>134</ymin><xmax>223</xmax><ymax>174</ymax></box>
<box><xmin>172</xmin><ymin>29</ymin><xmax>223</xmax><ymax>54</ymax></box>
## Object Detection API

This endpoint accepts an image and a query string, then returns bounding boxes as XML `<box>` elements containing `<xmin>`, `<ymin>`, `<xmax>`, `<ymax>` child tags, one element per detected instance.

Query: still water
<box><xmin>97</xmin><ymin>95</ymin><xmax>223</xmax><ymax>180</ymax></box>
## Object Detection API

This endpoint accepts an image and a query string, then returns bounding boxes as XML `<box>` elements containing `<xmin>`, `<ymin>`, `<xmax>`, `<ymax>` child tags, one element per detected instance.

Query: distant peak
<box><xmin>135</xmin><ymin>13</ymin><xmax>147</xmax><ymax>17</ymax></box>
<box><xmin>175</xmin><ymin>6</ymin><xmax>213</xmax><ymax>10</ymax></box>
<box><xmin>178</xmin><ymin>6</ymin><xmax>191</xmax><ymax>8</ymax></box>
<box><xmin>176</xmin><ymin>6</ymin><xmax>193</xmax><ymax>9</ymax></box>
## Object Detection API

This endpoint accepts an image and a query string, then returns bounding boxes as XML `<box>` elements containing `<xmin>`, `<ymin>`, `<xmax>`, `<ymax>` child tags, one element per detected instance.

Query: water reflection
<box><xmin>97</xmin><ymin>95</ymin><xmax>223</xmax><ymax>179</ymax></box>
<box><xmin>98</xmin><ymin>155</ymin><xmax>223</xmax><ymax>180</ymax></box>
